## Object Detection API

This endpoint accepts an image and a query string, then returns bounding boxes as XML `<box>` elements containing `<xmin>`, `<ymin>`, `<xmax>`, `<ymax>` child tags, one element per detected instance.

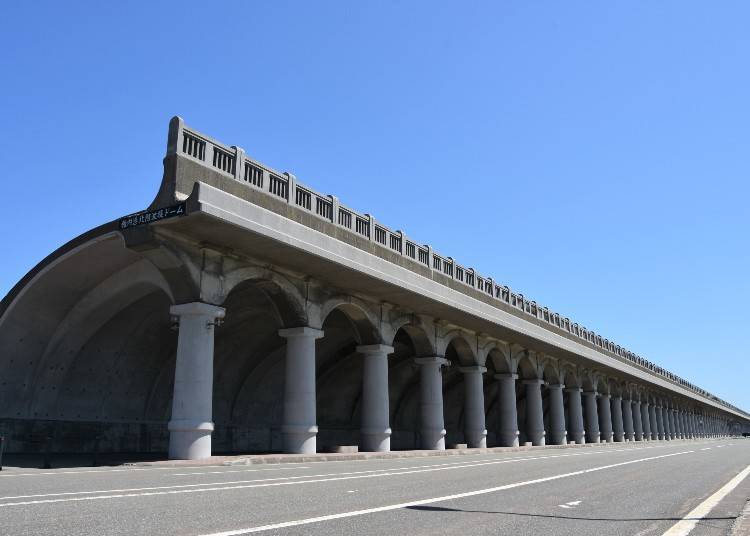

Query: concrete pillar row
<box><xmin>415</xmin><ymin>357</ymin><xmax>449</xmax><ymax>450</ymax></box>
<box><xmin>167</xmin><ymin>302</ymin><xmax>226</xmax><ymax>460</ymax></box>
<box><xmin>279</xmin><ymin>326</ymin><xmax>325</xmax><ymax>454</ymax></box>
<box><xmin>459</xmin><ymin>366</ymin><xmax>488</xmax><ymax>448</ymax></box>
<box><xmin>668</xmin><ymin>408</ymin><xmax>676</xmax><ymax>439</ymax></box>
<box><xmin>358</xmin><ymin>344</ymin><xmax>394</xmax><ymax>452</ymax></box>
<box><xmin>648</xmin><ymin>403</ymin><xmax>658</xmax><ymax>440</ymax></box>
<box><xmin>612</xmin><ymin>396</ymin><xmax>625</xmax><ymax>442</ymax></box>
<box><xmin>656</xmin><ymin>405</ymin><xmax>666</xmax><ymax>440</ymax></box>
<box><xmin>690</xmin><ymin>413</ymin><xmax>697</xmax><ymax>438</ymax></box>
<box><xmin>662</xmin><ymin>405</ymin><xmax>674</xmax><ymax>441</ymax></box>
<box><xmin>632</xmin><ymin>400</ymin><xmax>644</xmax><ymax>440</ymax></box>
<box><xmin>584</xmin><ymin>391</ymin><xmax>600</xmax><ymax>444</ymax></box>
<box><xmin>622</xmin><ymin>398</ymin><xmax>635</xmax><ymax>441</ymax></box>
<box><xmin>693</xmin><ymin>414</ymin><xmax>697</xmax><ymax>437</ymax></box>
<box><xmin>495</xmin><ymin>373</ymin><xmax>520</xmax><ymax>447</ymax></box>
<box><xmin>565</xmin><ymin>387</ymin><xmax>585</xmax><ymax>445</ymax></box>
<box><xmin>547</xmin><ymin>383</ymin><xmax>567</xmax><ymax>445</ymax></box>
<box><xmin>598</xmin><ymin>394</ymin><xmax>613</xmax><ymax>443</ymax></box>
<box><xmin>524</xmin><ymin>379</ymin><xmax>546</xmax><ymax>446</ymax></box>
<box><xmin>677</xmin><ymin>410</ymin><xmax>685</xmax><ymax>439</ymax></box>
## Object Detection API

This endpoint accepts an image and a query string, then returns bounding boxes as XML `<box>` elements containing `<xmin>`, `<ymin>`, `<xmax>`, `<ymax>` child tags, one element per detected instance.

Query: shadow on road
<box><xmin>405</xmin><ymin>505</ymin><xmax>735</xmax><ymax>524</ymax></box>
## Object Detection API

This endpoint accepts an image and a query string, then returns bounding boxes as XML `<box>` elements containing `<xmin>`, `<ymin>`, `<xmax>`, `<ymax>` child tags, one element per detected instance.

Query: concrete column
<box><xmin>598</xmin><ymin>393</ymin><xmax>613</xmax><ymax>442</ymax></box>
<box><xmin>459</xmin><ymin>366</ymin><xmax>488</xmax><ymax>448</ymax></box>
<box><xmin>667</xmin><ymin>407</ymin><xmax>676</xmax><ymax>439</ymax></box>
<box><xmin>611</xmin><ymin>396</ymin><xmax>625</xmax><ymax>442</ymax></box>
<box><xmin>675</xmin><ymin>409</ymin><xmax>683</xmax><ymax>439</ymax></box>
<box><xmin>691</xmin><ymin>413</ymin><xmax>697</xmax><ymax>438</ymax></box>
<box><xmin>495</xmin><ymin>373</ymin><xmax>520</xmax><ymax>447</ymax></box>
<box><xmin>663</xmin><ymin>405</ymin><xmax>671</xmax><ymax>439</ymax></box>
<box><xmin>682</xmin><ymin>412</ymin><xmax>690</xmax><ymax>439</ymax></box>
<box><xmin>565</xmin><ymin>387</ymin><xmax>585</xmax><ymax>444</ymax></box>
<box><xmin>524</xmin><ymin>379</ymin><xmax>546</xmax><ymax>446</ymax></box>
<box><xmin>547</xmin><ymin>383</ymin><xmax>566</xmax><ymax>445</ymax></box>
<box><xmin>280</xmin><ymin>326</ymin><xmax>324</xmax><ymax>454</ymax></box>
<box><xmin>583</xmin><ymin>391</ymin><xmax>600</xmax><ymax>443</ymax></box>
<box><xmin>632</xmin><ymin>400</ymin><xmax>644</xmax><ymax>440</ymax></box>
<box><xmin>648</xmin><ymin>403</ymin><xmax>658</xmax><ymax>440</ymax></box>
<box><xmin>167</xmin><ymin>302</ymin><xmax>225</xmax><ymax>460</ymax></box>
<box><xmin>622</xmin><ymin>398</ymin><xmax>634</xmax><ymax>441</ymax></box>
<box><xmin>358</xmin><ymin>344</ymin><xmax>394</xmax><ymax>452</ymax></box>
<box><xmin>656</xmin><ymin>405</ymin><xmax>666</xmax><ymax>440</ymax></box>
<box><xmin>415</xmin><ymin>357</ymin><xmax>449</xmax><ymax>450</ymax></box>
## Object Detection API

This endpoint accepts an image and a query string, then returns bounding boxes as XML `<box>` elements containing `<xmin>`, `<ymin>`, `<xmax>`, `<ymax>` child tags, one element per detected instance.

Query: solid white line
<box><xmin>660</xmin><ymin>464</ymin><xmax>750</xmax><ymax>536</ymax></box>
<box><xmin>0</xmin><ymin>438</ymin><xmax>715</xmax><ymax>478</ymax></box>
<box><xmin>0</xmin><ymin>449</ymin><xmax>622</xmax><ymax>504</ymax></box>
<box><xmin>172</xmin><ymin>466</ymin><xmax>309</xmax><ymax>476</ymax></box>
<box><xmin>195</xmin><ymin>450</ymin><xmax>694</xmax><ymax>535</ymax></box>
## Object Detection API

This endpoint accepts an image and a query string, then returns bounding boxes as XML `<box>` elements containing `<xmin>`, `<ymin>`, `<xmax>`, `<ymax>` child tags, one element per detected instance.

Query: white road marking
<box><xmin>660</xmin><ymin>464</ymin><xmax>750</xmax><ymax>536</ymax></box>
<box><xmin>700</xmin><ymin>448</ymin><xmax>712</xmax><ymax>451</ymax></box>
<box><xmin>0</xmin><ymin>448</ymin><xmax>695</xmax><ymax>507</ymax></box>
<box><xmin>558</xmin><ymin>500</ymin><xmax>581</xmax><ymax>509</ymax></box>
<box><xmin>173</xmin><ymin>466</ymin><xmax>309</xmax><ymax>476</ymax></box>
<box><xmin>0</xmin><ymin>439</ymin><xmax>716</xmax><ymax>479</ymax></box>
<box><xmin>0</xmin><ymin>451</ymin><xmax>620</xmax><ymax>503</ymax></box>
<box><xmin>195</xmin><ymin>451</ymin><xmax>695</xmax><ymax>535</ymax></box>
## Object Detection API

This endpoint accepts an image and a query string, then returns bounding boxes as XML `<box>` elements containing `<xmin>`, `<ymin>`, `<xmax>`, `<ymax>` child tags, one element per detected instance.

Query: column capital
<box><xmin>356</xmin><ymin>344</ymin><xmax>394</xmax><ymax>356</ymax></box>
<box><xmin>459</xmin><ymin>365</ymin><xmax>487</xmax><ymax>374</ymax></box>
<box><xmin>583</xmin><ymin>390</ymin><xmax>598</xmax><ymax>396</ymax></box>
<box><xmin>170</xmin><ymin>302</ymin><xmax>225</xmax><ymax>318</ymax></box>
<box><xmin>278</xmin><ymin>326</ymin><xmax>324</xmax><ymax>339</ymax></box>
<box><xmin>494</xmin><ymin>372</ymin><xmax>518</xmax><ymax>380</ymax></box>
<box><xmin>547</xmin><ymin>383</ymin><xmax>565</xmax><ymax>390</ymax></box>
<box><xmin>564</xmin><ymin>387</ymin><xmax>583</xmax><ymax>393</ymax></box>
<box><xmin>414</xmin><ymin>356</ymin><xmax>450</xmax><ymax>366</ymax></box>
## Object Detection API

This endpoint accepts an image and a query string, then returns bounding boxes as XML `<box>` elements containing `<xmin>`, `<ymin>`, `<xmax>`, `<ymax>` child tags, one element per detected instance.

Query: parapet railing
<box><xmin>166</xmin><ymin>117</ymin><xmax>745</xmax><ymax>417</ymax></box>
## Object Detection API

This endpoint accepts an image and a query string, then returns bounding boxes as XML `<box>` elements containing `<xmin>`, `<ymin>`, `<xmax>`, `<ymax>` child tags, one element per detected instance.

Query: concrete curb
<box><xmin>128</xmin><ymin>437</ymin><xmax>714</xmax><ymax>468</ymax></box>
<box><xmin>731</xmin><ymin>499</ymin><xmax>750</xmax><ymax>536</ymax></box>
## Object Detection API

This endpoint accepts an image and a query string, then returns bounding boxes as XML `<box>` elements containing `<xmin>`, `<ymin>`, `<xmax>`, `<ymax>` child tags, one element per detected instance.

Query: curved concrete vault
<box><xmin>1</xmin><ymin>117</ymin><xmax>747</xmax><ymax>458</ymax></box>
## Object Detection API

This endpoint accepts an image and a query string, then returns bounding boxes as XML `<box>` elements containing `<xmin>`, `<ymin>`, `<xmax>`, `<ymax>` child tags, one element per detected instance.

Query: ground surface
<box><xmin>1</xmin><ymin>439</ymin><xmax>748</xmax><ymax>536</ymax></box>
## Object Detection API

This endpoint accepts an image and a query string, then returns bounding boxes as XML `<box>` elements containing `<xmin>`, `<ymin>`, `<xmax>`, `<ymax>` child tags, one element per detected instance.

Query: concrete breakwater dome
<box><xmin>1</xmin><ymin>118</ymin><xmax>747</xmax><ymax>459</ymax></box>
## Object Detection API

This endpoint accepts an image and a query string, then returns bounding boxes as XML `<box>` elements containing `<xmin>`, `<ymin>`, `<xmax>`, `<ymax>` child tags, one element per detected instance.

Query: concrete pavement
<box><xmin>0</xmin><ymin>439</ymin><xmax>748</xmax><ymax>535</ymax></box>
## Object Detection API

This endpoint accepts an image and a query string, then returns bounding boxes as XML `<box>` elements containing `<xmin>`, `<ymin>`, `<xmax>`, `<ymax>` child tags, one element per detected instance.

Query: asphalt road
<box><xmin>1</xmin><ymin>439</ymin><xmax>748</xmax><ymax>536</ymax></box>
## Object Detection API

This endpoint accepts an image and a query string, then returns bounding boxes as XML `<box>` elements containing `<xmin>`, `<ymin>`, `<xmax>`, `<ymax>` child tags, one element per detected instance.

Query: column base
<box><xmin>361</xmin><ymin>427</ymin><xmax>392</xmax><ymax>452</ymax></box>
<box><xmin>465</xmin><ymin>429</ymin><xmax>488</xmax><ymax>449</ymax></box>
<box><xmin>282</xmin><ymin>424</ymin><xmax>318</xmax><ymax>454</ymax></box>
<box><xmin>168</xmin><ymin>420</ymin><xmax>214</xmax><ymax>460</ymax></box>
<box><xmin>497</xmin><ymin>430</ymin><xmax>520</xmax><ymax>447</ymax></box>
<box><xmin>420</xmin><ymin>428</ymin><xmax>446</xmax><ymax>450</ymax></box>
<box><xmin>549</xmin><ymin>431</ymin><xmax>566</xmax><ymax>445</ymax></box>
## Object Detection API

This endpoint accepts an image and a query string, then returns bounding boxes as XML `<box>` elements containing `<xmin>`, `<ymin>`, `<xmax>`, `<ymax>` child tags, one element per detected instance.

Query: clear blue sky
<box><xmin>1</xmin><ymin>2</ymin><xmax>748</xmax><ymax>410</ymax></box>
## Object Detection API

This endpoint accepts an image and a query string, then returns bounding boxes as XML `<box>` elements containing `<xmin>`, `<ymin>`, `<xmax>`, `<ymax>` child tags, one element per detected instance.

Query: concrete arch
<box><xmin>222</xmin><ymin>266</ymin><xmax>307</xmax><ymax>327</ymax></box>
<box><xmin>439</xmin><ymin>330</ymin><xmax>476</xmax><ymax>366</ymax></box>
<box><xmin>386</xmin><ymin>315</ymin><xmax>435</xmax><ymax>357</ymax></box>
<box><xmin>315</xmin><ymin>295</ymin><xmax>381</xmax><ymax>345</ymax></box>
<box><xmin>27</xmin><ymin>259</ymin><xmax>175</xmax><ymax>415</ymax></box>
<box><xmin>517</xmin><ymin>351</ymin><xmax>544</xmax><ymax>380</ymax></box>
<box><xmin>542</xmin><ymin>357</ymin><xmax>563</xmax><ymax>385</ymax></box>
<box><xmin>483</xmin><ymin>341</ymin><xmax>513</xmax><ymax>374</ymax></box>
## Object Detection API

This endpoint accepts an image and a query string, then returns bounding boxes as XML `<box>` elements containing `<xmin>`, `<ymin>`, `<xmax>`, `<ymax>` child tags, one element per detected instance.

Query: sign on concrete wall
<box><xmin>119</xmin><ymin>203</ymin><xmax>186</xmax><ymax>230</ymax></box>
